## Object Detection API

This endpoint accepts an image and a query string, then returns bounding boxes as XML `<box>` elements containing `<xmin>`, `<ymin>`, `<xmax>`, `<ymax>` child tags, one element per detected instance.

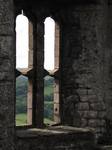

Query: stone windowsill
<box><xmin>16</xmin><ymin>125</ymin><xmax>93</xmax><ymax>138</ymax></box>
<box><xmin>100</xmin><ymin>146</ymin><xmax>112</xmax><ymax>150</ymax></box>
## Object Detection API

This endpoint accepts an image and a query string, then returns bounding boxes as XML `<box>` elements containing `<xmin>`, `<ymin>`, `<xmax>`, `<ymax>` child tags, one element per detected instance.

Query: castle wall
<box><xmin>61</xmin><ymin>1</ymin><xmax>109</xmax><ymax>140</ymax></box>
<box><xmin>0</xmin><ymin>0</ymin><xmax>15</xmax><ymax>149</ymax></box>
<box><xmin>1</xmin><ymin>0</ymin><xmax>112</xmax><ymax>149</ymax></box>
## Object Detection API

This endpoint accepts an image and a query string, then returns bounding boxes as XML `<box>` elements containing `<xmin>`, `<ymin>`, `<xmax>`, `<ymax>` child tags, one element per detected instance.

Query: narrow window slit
<box><xmin>44</xmin><ymin>17</ymin><xmax>60</xmax><ymax>124</ymax></box>
<box><xmin>15</xmin><ymin>13</ymin><xmax>32</xmax><ymax>126</ymax></box>
<box><xmin>44</xmin><ymin>17</ymin><xmax>55</xmax><ymax>124</ymax></box>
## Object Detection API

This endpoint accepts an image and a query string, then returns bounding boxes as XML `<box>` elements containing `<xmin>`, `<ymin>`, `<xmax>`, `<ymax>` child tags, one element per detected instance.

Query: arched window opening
<box><xmin>16</xmin><ymin>14</ymin><xmax>28</xmax><ymax>69</ymax></box>
<box><xmin>44</xmin><ymin>17</ymin><xmax>60</xmax><ymax>124</ymax></box>
<box><xmin>15</xmin><ymin>13</ymin><xmax>60</xmax><ymax>127</ymax></box>
<box><xmin>15</xmin><ymin>13</ymin><xmax>33</xmax><ymax>126</ymax></box>
<box><xmin>44</xmin><ymin>17</ymin><xmax>54</xmax><ymax>70</ymax></box>
<box><xmin>44</xmin><ymin>17</ymin><xmax>54</xmax><ymax>124</ymax></box>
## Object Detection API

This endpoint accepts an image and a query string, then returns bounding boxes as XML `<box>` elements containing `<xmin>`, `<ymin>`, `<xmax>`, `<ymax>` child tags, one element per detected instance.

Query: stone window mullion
<box><xmin>35</xmin><ymin>20</ymin><xmax>44</xmax><ymax>127</ymax></box>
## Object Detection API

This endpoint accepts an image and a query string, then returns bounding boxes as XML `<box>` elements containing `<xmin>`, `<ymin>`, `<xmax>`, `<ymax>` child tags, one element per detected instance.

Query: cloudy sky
<box><xmin>16</xmin><ymin>14</ymin><xmax>54</xmax><ymax>70</ymax></box>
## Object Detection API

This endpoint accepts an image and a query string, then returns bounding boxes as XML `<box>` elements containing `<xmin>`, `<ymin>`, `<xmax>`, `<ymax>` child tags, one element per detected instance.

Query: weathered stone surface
<box><xmin>79</xmin><ymin>110</ymin><xmax>97</xmax><ymax>119</ymax></box>
<box><xmin>88</xmin><ymin>119</ymin><xmax>105</xmax><ymax>127</ymax></box>
<box><xmin>90</xmin><ymin>102</ymin><xmax>106</xmax><ymax>111</ymax></box>
<box><xmin>97</xmin><ymin>111</ymin><xmax>106</xmax><ymax>119</ymax></box>
<box><xmin>1</xmin><ymin>0</ymin><xmax>112</xmax><ymax>149</ymax></box>
<box><xmin>78</xmin><ymin>102</ymin><xmax>89</xmax><ymax>110</ymax></box>
<box><xmin>15</xmin><ymin>126</ymin><xmax>95</xmax><ymax>150</ymax></box>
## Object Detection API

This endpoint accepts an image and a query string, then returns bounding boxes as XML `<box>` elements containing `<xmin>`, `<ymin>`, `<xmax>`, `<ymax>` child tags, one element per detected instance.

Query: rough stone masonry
<box><xmin>1</xmin><ymin>0</ymin><xmax>112</xmax><ymax>149</ymax></box>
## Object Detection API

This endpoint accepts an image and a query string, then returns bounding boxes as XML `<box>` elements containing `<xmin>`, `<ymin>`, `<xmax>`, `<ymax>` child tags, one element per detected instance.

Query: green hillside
<box><xmin>44</xmin><ymin>86</ymin><xmax>54</xmax><ymax>95</ymax></box>
<box><xmin>16</xmin><ymin>75</ymin><xmax>54</xmax><ymax>125</ymax></box>
<box><xmin>16</xmin><ymin>113</ymin><xmax>53</xmax><ymax>126</ymax></box>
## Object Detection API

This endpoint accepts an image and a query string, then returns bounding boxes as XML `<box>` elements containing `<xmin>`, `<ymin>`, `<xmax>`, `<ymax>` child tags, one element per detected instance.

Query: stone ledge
<box><xmin>100</xmin><ymin>146</ymin><xmax>112</xmax><ymax>150</ymax></box>
<box><xmin>15</xmin><ymin>126</ymin><xmax>95</xmax><ymax>150</ymax></box>
<box><xmin>16</xmin><ymin>125</ymin><xmax>94</xmax><ymax>139</ymax></box>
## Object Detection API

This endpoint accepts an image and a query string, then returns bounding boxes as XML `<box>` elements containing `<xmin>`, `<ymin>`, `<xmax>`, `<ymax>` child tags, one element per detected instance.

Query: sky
<box><xmin>16</xmin><ymin>14</ymin><xmax>54</xmax><ymax>70</ymax></box>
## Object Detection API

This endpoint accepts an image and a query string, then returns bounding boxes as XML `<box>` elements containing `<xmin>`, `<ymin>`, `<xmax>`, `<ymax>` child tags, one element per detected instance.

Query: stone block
<box><xmin>79</xmin><ymin>110</ymin><xmax>97</xmax><ymax>119</ymax></box>
<box><xmin>29</xmin><ymin>34</ymin><xmax>33</xmax><ymax>50</ymax></box>
<box><xmin>78</xmin><ymin>102</ymin><xmax>89</xmax><ymax>110</ymax></box>
<box><xmin>54</xmin><ymin>92</ymin><xmax>59</xmax><ymax>103</ymax></box>
<box><xmin>90</xmin><ymin>102</ymin><xmax>106</xmax><ymax>111</ymax></box>
<box><xmin>88</xmin><ymin>95</ymin><xmax>100</xmax><ymax>102</ymax></box>
<box><xmin>92</xmin><ymin>127</ymin><xmax>101</xmax><ymax>133</ymax></box>
<box><xmin>97</xmin><ymin>111</ymin><xmax>106</xmax><ymax>119</ymax></box>
<box><xmin>27</xmin><ymin>108</ymin><xmax>32</xmax><ymax>125</ymax></box>
<box><xmin>77</xmin><ymin>88</ymin><xmax>88</xmax><ymax>95</ymax></box>
<box><xmin>28</xmin><ymin>79</ymin><xmax>33</xmax><ymax>92</ymax></box>
<box><xmin>88</xmin><ymin>89</ymin><xmax>96</xmax><ymax>95</ymax></box>
<box><xmin>88</xmin><ymin>119</ymin><xmax>105</xmax><ymax>127</ymax></box>
<box><xmin>54</xmin><ymin>115</ymin><xmax>60</xmax><ymax>123</ymax></box>
<box><xmin>54</xmin><ymin>82</ymin><xmax>59</xmax><ymax>93</ymax></box>
<box><xmin>87</xmin><ymin>110</ymin><xmax>97</xmax><ymax>119</ymax></box>
<box><xmin>64</xmin><ymin>95</ymin><xmax>80</xmax><ymax>104</ymax></box>
<box><xmin>80</xmin><ymin>95</ymin><xmax>89</xmax><ymax>102</ymax></box>
<box><xmin>28</xmin><ymin>50</ymin><xmax>33</xmax><ymax>67</ymax></box>
<box><xmin>27</xmin><ymin>92</ymin><xmax>33</xmax><ymax>109</ymax></box>
<box><xmin>55</xmin><ymin>40</ymin><xmax>59</xmax><ymax>57</ymax></box>
<box><xmin>54</xmin><ymin>55</ymin><xmax>59</xmax><ymax>69</ymax></box>
<box><xmin>81</xmin><ymin>118</ymin><xmax>88</xmax><ymax>127</ymax></box>
<box><xmin>55</xmin><ymin>27</ymin><xmax>59</xmax><ymax>37</ymax></box>
<box><xmin>88</xmin><ymin>119</ymin><xmax>98</xmax><ymax>127</ymax></box>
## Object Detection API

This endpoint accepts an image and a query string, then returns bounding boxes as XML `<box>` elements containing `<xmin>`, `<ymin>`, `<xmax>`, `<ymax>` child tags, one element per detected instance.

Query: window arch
<box><xmin>15</xmin><ymin>12</ymin><xmax>34</xmax><ymax>126</ymax></box>
<box><xmin>44</xmin><ymin>16</ymin><xmax>60</xmax><ymax>124</ymax></box>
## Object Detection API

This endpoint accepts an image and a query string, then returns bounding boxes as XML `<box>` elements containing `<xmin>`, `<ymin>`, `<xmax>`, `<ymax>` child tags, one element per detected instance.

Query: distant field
<box><xmin>44</xmin><ymin>86</ymin><xmax>54</xmax><ymax>95</ymax></box>
<box><xmin>44</xmin><ymin>118</ymin><xmax>53</xmax><ymax>124</ymax></box>
<box><xmin>16</xmin><ymin>113</ymin><xmax>53</xmax><ymax>126</ymax></box>
<box><xmin>16</xmin><ymin>113</ymin><xmax>27</xmax><ymax>126</ymax></box>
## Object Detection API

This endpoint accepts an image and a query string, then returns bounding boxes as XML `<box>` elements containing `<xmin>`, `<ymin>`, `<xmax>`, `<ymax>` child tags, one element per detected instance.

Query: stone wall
<box><xmin>0</xmin><ymin>0</ymin><xmax>15</xmax><ymax>149</ymax></box>
<box><xmin>61</xmin><ymin>1</ymin><xmax>108</xmax><ymax>140</ymax></box>
<box><xmin>1</xmin><ymin>0</ymin><xmax>112</xmax><ymax>149</ymax></box>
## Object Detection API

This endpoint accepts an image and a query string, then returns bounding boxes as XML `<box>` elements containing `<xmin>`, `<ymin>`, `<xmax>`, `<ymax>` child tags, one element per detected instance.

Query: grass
<box><xmin>44</xmin><ymin>86</ymin><xmax>54</xmax><ymax>95</ymax></box>
<box><xmin>44</xmin><ymin>101</ymin><xmax>54</xmax><ymax>104</ymax></box>
<box><xmin>16</xmin><ymin>113</ymin><xmax>53</xmax><ymax>126</ymax></box>
<box><xmin>16</xmin><ymin>113</ymin><xmax>27</xmax><ymax>126</ymax></box>
<box><xmin>44</xmin><ymin>118</ymin><xmax>53</xmax><ymax>124</ymax></box>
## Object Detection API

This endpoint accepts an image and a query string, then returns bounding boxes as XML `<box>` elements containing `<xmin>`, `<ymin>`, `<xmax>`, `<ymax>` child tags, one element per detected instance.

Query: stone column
<box><xmin>35</xmin><ymin>19</ymin><xmax>44</xmax><ymax>127</ymax></box>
